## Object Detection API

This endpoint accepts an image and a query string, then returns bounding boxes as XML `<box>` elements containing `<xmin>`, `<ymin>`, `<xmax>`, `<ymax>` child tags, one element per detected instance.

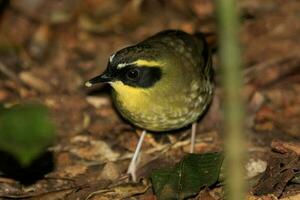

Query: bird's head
<box><xmin>85</xmin><ymin>44</ymin><xmax>167</xmax><ymax>95</ymax></box>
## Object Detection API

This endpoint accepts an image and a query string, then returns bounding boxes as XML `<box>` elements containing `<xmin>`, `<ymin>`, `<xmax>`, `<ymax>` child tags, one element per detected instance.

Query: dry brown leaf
<box><xmin>271</xmin><ymin>140</ymin><xmax>300</xmax><ymax>156</ymax></box>
<box><xmin>86</xmin><ymin>96</ymin><xmax>110</xmax><ymax>108</ymax></box>
<box><xmin>246</xmin><ymin>158</ymin><xmax>267</xmax><ymax>179</ymax></box>
<box><xmin>281</xmin><ymin>193</ymin><xmax>300</xmax><ymax>200</ymax></box>
<box><xmin>253</xmin><ymin>151</ymin><xmax>300</xmax><ymax>197</ymax></box>
<box><xmin>98</xmin><ymin>162</ymin><xmax>121</xmax><ymax>181</ymax></box>
<box><xmin>70</xmin><ymin>136</ymin><xmax>120</xmax><ymax>162</ymax></box>
<box><xmin>247</xmin><ymin>194</ymin><xmax>278</xmax><ymax>200</ymax></box>
<box><xmin>29</xmin><ymin>24</ymin><xmax>51</xmax><ymax>59</ymax></box>
<box><xmin>60</xmin><ymin>164</ymin><xmax>88</xmax><ymax>177</ymax></box>
<box><xmin>195</xmin><ymin>188</ymin><xmax>217</xmax><ymax>200</ymax></box>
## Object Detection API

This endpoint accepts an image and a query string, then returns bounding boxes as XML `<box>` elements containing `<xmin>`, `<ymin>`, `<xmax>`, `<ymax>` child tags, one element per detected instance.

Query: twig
<box><xmin>0</xmin><ymin>61</ymin><xmax>20</xmax><ymax>83</ymax></box>
<box><xmin>243</xmin><ymin>53</ymin><xmax>300</xmax><ymax>85</ymax></box>
<box><xmin>0</xmin><ymin>185</ymin><xmax>83</xmax><ymax>199</ymax></box>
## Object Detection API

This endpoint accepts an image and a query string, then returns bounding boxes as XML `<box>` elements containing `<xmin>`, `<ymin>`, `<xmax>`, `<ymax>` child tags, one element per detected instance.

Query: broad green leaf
<box><xmin>0</xmin><ymin>104</ymin><xmax>55</xmax><ymax>166</ymax></box>
<box><xmin>151</xmin><ymin>152</ymin><xmax>223</xmax><ymax>200</ymax></box>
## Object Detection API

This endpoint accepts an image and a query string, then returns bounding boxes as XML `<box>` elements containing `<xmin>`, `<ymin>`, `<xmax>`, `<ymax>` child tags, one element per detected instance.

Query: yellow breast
<box><xmin>110</xmin><ymin>80</ymin><xmax>211</xmax><ymax>132</ymax></box>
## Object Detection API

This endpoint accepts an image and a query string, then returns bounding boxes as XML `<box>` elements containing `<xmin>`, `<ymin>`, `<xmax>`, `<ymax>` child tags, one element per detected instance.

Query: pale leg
<box><xmin>127</xmin><ymin>130</ymin><xmax>147</xmax><ymax>182</ymax></box>
<box><xmin>190</xmin><ymin>123</ymin><xmax>197</xmax><ymax>153</ymax></box>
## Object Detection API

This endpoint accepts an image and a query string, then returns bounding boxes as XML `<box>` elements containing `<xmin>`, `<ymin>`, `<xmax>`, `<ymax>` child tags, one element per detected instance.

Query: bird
<box><xmin>85</xmin><ymin>30</ymin><xmax>214</xmax><ymax>181</ymax></box>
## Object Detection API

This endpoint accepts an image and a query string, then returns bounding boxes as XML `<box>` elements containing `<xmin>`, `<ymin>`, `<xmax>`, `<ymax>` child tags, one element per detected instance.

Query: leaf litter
<box><xmin>0</xmin><ymin>0</ymin><xmax>300</xmax><ymax>199</ymax></box>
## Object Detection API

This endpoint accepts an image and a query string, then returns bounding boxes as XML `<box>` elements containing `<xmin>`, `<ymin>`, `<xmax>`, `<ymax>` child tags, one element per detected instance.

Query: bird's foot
<box><xmin>190</xmin><ymin>122</ymin><xmax>197</xmax><ymax>153</ymax></box>
<box><xmin>127</xmin><ymin>162</ymin><xmax>137</xmax><ymax>182</ymax></box>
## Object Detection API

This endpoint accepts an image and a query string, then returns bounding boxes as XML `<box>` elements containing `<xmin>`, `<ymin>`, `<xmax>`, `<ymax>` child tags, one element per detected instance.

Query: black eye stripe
<box><xmin>118</xmin><ymin>65</ymin><xmax>136</xmax><ymax>77</ymax></box>
<box><xmin>118</xmin><ymin>66</ymin><xmax>162</xmax><ymax>88</ymax></box>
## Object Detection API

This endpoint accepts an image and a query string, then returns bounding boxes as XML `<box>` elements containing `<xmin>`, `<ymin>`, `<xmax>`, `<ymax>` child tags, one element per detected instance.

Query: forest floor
<box><xmin>0</xmin><ymin>0</ymin><xmax>300</xmax><ymax>199</ymax></box>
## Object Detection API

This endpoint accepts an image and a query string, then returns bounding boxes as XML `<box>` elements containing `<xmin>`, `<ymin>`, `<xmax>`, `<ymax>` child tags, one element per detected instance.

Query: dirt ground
<box><xmin>0</xmin><ymin>0</ymin><xmax>300</xmax><ymax>199</ymax></box>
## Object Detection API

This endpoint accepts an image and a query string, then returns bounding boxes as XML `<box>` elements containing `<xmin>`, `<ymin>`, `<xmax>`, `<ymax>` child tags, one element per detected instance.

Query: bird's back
<box><xmin>142</xmin><ymin>30</ymin><xmax>212</xmax><ymax>82</ymax></box>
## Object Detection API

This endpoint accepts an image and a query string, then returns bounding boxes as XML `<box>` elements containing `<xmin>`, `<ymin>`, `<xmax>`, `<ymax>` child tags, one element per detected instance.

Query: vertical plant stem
<box><xmin>215</xmin><ymin>0</ymin><xmax>246</xmax><ymax>200</ymax></box>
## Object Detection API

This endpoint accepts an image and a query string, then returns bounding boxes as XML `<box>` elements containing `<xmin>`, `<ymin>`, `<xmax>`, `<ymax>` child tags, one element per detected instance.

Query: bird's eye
<box><xmin>126</xmin><ymin>68</ymin><xmax>139</xmax><ymax>80</ymax></box>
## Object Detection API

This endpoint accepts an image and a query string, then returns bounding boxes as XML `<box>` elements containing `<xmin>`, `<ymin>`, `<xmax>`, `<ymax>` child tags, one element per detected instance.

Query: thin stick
<box><xmin>215</xmin><ymin>0</ymin><xmax>246</xmax><ymax>199</ymax></box>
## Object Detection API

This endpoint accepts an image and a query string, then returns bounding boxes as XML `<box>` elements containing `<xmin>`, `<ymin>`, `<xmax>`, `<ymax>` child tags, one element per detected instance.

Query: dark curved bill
<box><xmin>85</xmin><ymin>72</ymin><xmax>113</xmax><ymax>87</ymax></box>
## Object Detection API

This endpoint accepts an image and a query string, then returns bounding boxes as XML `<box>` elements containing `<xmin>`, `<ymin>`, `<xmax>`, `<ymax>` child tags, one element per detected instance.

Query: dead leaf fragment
<box><xmin>29</xmin><ymin>24</ymin><xmax>51</xmax><ymax>59</ymax></box>
<box><xmin>0</xmin><ymin>90</ymin><xmax>8</xmax><ymax>101</ymax></box>
<box><xmin>253</xmin><ymin>151</ymin><xmax>300</xmax><ymax>197</ymax></box>
<box><xmin>62</xmin><ymin>164</ymin><xmax>88</xmax><ymax>177</ymax></box>
<box><xmin>281</xmin><ymin>193</ymin><xmax>300</xmax><ymax>200</ymax></box>
<box><xmin>246</xmin><ymin>158</ymin><xmax>267</xmax><ymax>179</ymax></box>
<box><xmin>99</xmin><ymin>162</ymin><xmax>121</xmax><ymax>181</ymax></box>
<box><xmin>195</xmin><ymin>188</ymin><xmax>216</xmax><ymax>200</ymax></box>
<box><xmin>86</xmin><ymin>96</ymin><xmax>110</xmax><ymax>108</ymax></box>
<box><xmin>272</xmin><ymin>140</ymin><xmax>300</xmax><ymax>156</ymax></box>
<box><xmin>247</xmin><ymin>194</ymin><xmax>278</xmax><ymax>200</ymax></box>
<box><xmin>70</xmin><ymin>136</ymin><xmax>120</xmax><ymax>162</ymax></box>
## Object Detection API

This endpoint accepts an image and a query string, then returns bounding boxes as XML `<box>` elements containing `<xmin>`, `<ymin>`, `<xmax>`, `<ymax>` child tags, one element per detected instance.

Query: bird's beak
<box><xmin>85</xmin><ymin>70</ymin><xmax>113</xmax><ymax>87</ymax></box>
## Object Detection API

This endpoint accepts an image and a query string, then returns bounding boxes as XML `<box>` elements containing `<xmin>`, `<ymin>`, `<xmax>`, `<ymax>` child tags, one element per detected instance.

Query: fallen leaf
<box><xmin>98</xmin><ymin>162</ymin><xmax>121</xmax><ymax>181</ymax></box>
<box><xmin>86</xmin><ymin>96</ymin><xmax>110</xmax><ymax>108</ymax></box>
<box><xmin>151</xmin><ymin>152</ymin><xmax>223</xmax><ymax>200</ymax></box>
<box><xmin>246</xmin><ymin>158</ymin><xmax>267</xmax><ymax>179</ymax></box>
<box><xmin>61</xmin><ymin>164</ymin><xmax>88</xmax><ymax>177</ymax></box>
<box><xmin>271</xmin><ymin>140</ymin><xmax>300</xmax><ymax>156</ymax></box>
<box><xmin>246</xmin><ymin>194</ymin><xmax>278</xmax><ymax>200</ymax></box>
<box><xmin>0</xmin><ymin>103</ymin><xmax>55</xmax><ymax>166</ymax></box>
<box><xmin>253</xmin><ymin>151</ymin><xmax>300</xmax><ymax>197</ymax></box>
<box><xmin>70</xmin><ymin>136</ymin><xmax>120</xmax><ymax>162</ymax></box>
<box><xmin>281</xmin><ymin>193</ymin><xmax>300</xmax><ymax>200</ymax></box>
<box><xmin>195</xmin><ymin>188</ymin><xmax>217</xmax><ymax>200</ymax></box>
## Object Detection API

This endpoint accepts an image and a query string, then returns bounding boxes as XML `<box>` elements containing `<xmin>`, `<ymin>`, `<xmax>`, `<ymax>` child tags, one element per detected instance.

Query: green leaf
<box><xmin>0</xmin><ymin>103</ymin><xmax>55</xmax><ymax>166</ymax></box>
<box><xmin>151</xmin><ymin>152</ymin><xmax>223</xmax><ymax>200</ymax></box>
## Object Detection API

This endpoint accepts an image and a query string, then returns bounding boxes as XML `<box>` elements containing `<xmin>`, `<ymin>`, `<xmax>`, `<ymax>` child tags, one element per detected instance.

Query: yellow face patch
<box><xmin>111</xmin><ymin>81</ymin><xmax>143</xmax><ymax>95</ymax></box>
<box><xmin>110</xmin><ymin>81</ymin><xmax>150</xmax><ymax>110</ymax></box>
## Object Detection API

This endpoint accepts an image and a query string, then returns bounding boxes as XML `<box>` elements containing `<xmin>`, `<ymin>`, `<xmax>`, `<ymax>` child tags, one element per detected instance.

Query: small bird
<box><xmin>86</xmin><ymin>30</ymin><xmax>213</xmax><ymax>181</ymax></box>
